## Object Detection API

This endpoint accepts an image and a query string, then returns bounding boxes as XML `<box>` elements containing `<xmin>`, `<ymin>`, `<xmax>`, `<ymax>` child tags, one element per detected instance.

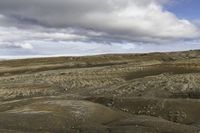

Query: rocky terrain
<box><xmin>0</xmin><ymin>50</ymin><xmax>200</xmax><ymax>133</ymax></box>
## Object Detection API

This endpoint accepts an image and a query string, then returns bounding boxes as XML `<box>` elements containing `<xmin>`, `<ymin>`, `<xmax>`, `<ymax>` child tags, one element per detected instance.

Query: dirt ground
<box><xmin>0</xmin><ymin>50</ymin><xmax>200</xmax><ymax>133</ymax></box>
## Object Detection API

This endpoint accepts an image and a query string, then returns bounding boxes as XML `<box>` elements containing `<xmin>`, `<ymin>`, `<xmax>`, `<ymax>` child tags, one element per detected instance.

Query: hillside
<box><xmin>0</xmin><ymin>50</ymin><xmax>200</xmax><ymax>133</ymax></box>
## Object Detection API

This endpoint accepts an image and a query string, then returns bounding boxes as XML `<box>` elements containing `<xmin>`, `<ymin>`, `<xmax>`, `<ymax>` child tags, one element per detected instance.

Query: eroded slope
<box><xmin>0</xmin><ymin>50</ymin><xmax>200</xmax><ymax>133</ymax></box>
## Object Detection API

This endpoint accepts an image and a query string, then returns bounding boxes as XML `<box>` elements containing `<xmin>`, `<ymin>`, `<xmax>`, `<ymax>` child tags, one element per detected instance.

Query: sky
<box><xmin>166</xmin><ymin>0</ymin><xmax>200</xmax><ymax>20</ymax></box>
<box><xmin>0</xmin><ymin>0</ymin><xmax>200</xmax><ymax>58</ymax></box>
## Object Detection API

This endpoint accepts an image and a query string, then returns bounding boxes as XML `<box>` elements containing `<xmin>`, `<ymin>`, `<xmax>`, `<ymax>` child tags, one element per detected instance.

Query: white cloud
<box><xmin>0</xmin><ymin>42</ymin><xmax>33</xmax><ymax>49</ymax></box>
<box><xmin>83</xmin><ymin>1</ymin><xmax>199</xmax><ymax>42</ymax></box>
<box><xmin>0</xmin><ymin>0</ymin><xmax>199</xmax><ymax>43</ymax></box>
<box><xmin>0</xmin><ymin>15</ymin><xmax>87</xmax><ymax>50</ymax></box>
<box><xmin>15</xmin><ymin>43</ymin><xmax>33</xmax><ymax>49</ymax></box>
<box><xmin>0</xmin><ymin>0</ymin><xmax>199</xmax><ymax>58</ymax></box>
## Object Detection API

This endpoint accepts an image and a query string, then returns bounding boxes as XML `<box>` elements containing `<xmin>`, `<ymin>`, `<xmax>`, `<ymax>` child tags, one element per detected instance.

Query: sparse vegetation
<box><xmin>0</xmin><ymin>50</ymin><xmax>200</xmax><ymax>132</ymax></box>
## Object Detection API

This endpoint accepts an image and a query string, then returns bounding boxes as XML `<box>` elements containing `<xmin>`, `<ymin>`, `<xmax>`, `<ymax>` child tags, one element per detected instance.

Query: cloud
<box><xmin>193</xmin><ymin>19</ymin><xmax>200</xmax><ymax>28</ymax></box>
<box><xmin>0</xmin><ymin>0</ymin><xmax>199</xmax><ymax>58</ymax></box>
<box><xmin>0</xmin><ymin>42</ymin><xmax>33</xmax><ymax>49</ymax></box>
<box><xmin>0</xmin><ymin>14</ymin><xmax>87</xmax><ymax>50</ymax></box>
<box><xmin>13</xmin><ymin>43</ymin><xmax>33</xmax><ymax>49</ymax></box>
<box><xmin>1</xmin><ymin>40</ymin><xmax>200</xmax><ymax>59</ymax></box>
<box><xmin>0</xmin><ymin>0</ymin><xmax>199</xmax><ymax>44</ymax></box>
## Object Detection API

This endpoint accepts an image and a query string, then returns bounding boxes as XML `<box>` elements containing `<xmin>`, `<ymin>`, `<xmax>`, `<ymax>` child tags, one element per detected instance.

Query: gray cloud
<box><xmin>0</xmin><ymin>0</ymin><xmax>200</xmax><ymax>58</ymax></box>
<box><xmin>0</xmin><ymin>0</ymin><xmax>199</xmax><ymax>44</ymax></box>
<box><xmin>0</xmin><ymin>14</ymin><xmax>88</xmax><ymax>49</ymax></box>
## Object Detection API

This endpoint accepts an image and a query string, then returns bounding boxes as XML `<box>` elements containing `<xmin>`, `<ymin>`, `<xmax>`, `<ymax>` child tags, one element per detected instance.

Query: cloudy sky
<box><xmin>0</xmin><ymin>0</ymin><xmax>200</xmax><ymax>58</ymax></box>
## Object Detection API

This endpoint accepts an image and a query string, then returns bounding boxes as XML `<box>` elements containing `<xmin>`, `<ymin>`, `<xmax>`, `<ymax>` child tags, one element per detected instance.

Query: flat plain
<box><xmin>0</xmin><ymin>50</ymin><xmax>200</xmax><ymax>133</ymax></box>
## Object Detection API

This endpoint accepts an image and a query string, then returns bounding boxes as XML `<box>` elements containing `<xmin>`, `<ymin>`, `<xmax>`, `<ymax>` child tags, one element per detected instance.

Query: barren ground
<box><xmin>0</xmin><ymin>50</ymin><xmax>200</xmax><ymax>133</ymax></box>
